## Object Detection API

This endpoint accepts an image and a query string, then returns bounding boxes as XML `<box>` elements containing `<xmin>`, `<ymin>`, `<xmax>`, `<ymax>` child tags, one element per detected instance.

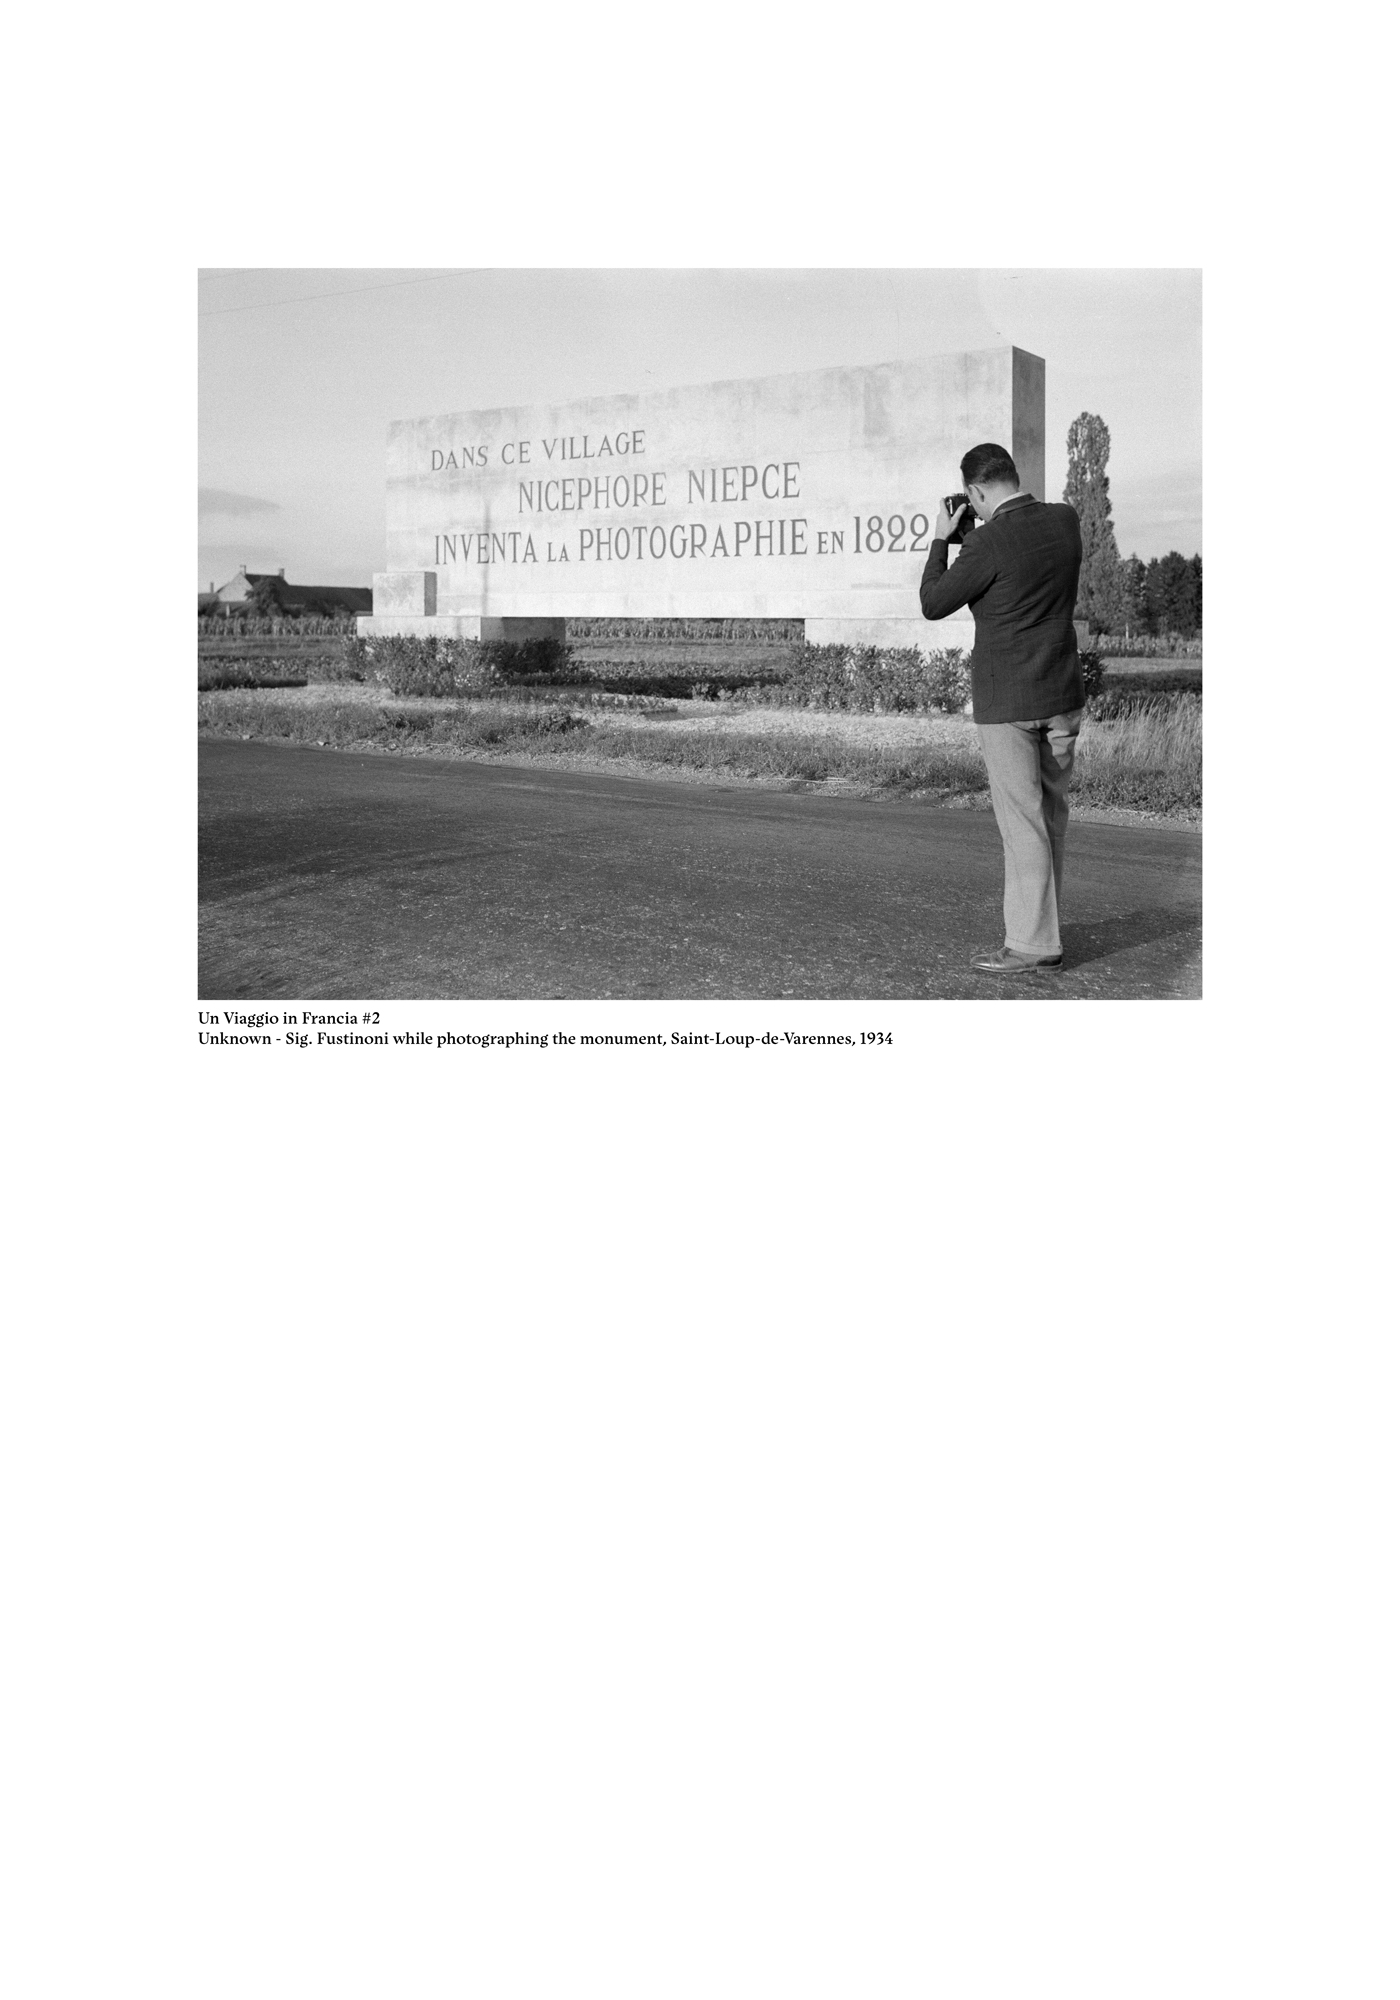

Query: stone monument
<box><xmin>358</xmin><ymin>345</ymin><xmax>1045</xmax><ymax>656</ymax></box>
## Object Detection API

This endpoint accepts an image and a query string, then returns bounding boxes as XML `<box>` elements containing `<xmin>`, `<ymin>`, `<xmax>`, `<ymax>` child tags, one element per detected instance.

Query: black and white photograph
<box><xmin>198</xmin><ymin>269</ymin><xmax>1202</xmax><ymax>1004</ymax></box>
<box><xmin>9</xmin><ymin>14</ymin><xmax>1393</xmax><ymax>2000</ymax></box>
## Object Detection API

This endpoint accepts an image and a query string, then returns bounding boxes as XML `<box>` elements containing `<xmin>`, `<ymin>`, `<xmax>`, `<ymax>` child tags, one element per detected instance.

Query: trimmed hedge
<box><xmin>715</xmin><ymin>644</ymin><xmax>971</xmax><ymax>714</ymax></box>
<box><xmin>198</xmin><ymin>660</ymin><xmax>309</xmax><ymax>691</ymax></box>
<box><xmin>335</xmin><ymin>634</ymin><xmax>1127</xmax><ymax>720</ymax></box>
<box><xmin>339</xmin><ymin>633</ymin><xmax>570</xmax><ymax>695</ymax></box>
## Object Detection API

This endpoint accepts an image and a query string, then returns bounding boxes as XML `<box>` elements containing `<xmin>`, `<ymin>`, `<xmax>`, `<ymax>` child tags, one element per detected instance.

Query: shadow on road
<box><xmin>1060</xmin><ymin>905</ymin><xmax>1203</xmax><ymax>970</ymax></box>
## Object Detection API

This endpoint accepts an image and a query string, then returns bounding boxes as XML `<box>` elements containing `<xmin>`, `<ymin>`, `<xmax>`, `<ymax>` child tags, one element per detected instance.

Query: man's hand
<box><xmin>935</xmin><ymin>498</ymin><xmax>969</xmax><ymax>541</ymax></box>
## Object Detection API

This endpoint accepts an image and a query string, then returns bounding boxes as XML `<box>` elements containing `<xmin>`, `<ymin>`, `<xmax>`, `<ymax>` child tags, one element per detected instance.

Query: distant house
<box><xmin>201</xmin><ymin>566</ymin><xmax>372</xmax><ymax>616</ymax></box>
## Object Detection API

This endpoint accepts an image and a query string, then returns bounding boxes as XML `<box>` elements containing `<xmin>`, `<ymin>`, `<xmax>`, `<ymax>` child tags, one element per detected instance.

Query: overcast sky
<box><xmin>198</xmin><ymin>268</ymin><xmax>1201</xmax><ymax>590</ymax></box>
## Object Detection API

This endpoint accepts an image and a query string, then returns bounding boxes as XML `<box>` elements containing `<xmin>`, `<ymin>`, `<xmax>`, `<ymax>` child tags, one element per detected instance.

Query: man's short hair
<box><xmin>960</xmin><ymin>444</ymin><xmax>1019</xmax><ymax>489</ymax></box>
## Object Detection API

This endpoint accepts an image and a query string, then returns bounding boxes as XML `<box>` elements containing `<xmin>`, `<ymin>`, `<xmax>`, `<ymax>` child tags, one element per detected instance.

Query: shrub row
<box><xmin>711</xmin><ymin>645</ymin><xmax>969</xmax><ymax>714</ymax></box>
<box><xmin>706</xmin><ymin>645</ymin><xmax>1105</xmax><ymax>713</ymax></box>
<box><xmin>324</xmin><ymin>634</ymin><xmax>1136</xmax><ymax>719</ymax></box>
<box><xmin>333</xmin><ymin>633</ymin><xmax>570</xmax><ymax>695</ymax></box>
<box><xmin>336</xmin><ymin>633</ymin><xmax>788</xmax><ymax>700</ymax></box>
<box><xmin>198</xmin><ymin>661</ymin><xmax>308</xmax><ymax>691</ymax></box>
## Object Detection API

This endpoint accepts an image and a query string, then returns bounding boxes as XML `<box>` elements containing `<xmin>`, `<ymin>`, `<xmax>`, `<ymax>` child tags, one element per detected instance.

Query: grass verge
<box><xmin>199</xmin><ymin>690</ymin><xmax>1200</xmax><ymax>814</ymax></box>
<box><xmin>1074</xmin><ymin>696</ymin><xmax>1201</xmax><ymax>812</ymax></box>
<box><xmin>566</xmin><ymin>725</ymin><xmax>991</xmax><ymax>795</ymax></box>
<box><xmin>198</xmin><ymin>694</ymin><xmax>588</xmax><ymax>754</ymax></box>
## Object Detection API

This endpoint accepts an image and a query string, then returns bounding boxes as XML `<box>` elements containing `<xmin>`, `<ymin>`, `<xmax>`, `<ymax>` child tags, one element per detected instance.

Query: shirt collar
<box><xmin>988</xmin><ymin>491</ymin><xmax>1031</xmax><ymax>518</ymax></box>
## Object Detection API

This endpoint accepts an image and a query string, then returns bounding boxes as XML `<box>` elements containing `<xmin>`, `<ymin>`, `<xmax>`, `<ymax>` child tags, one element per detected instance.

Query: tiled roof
<box><xmin>213</xmin><ymin>572</ymin><xmax>371</xmax><ymax>612</ymax></box>
<box><xmin>277</xmin><ymin>583</ymin><xmax>372</xmax><ymax>612</ymax></box>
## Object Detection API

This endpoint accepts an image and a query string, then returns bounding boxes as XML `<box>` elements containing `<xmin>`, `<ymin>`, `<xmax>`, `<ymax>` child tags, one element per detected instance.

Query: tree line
<box><xmin>1063</xmin><ymin>412</ymin><xmax>1201</xmax><ymax>637</ymax></box>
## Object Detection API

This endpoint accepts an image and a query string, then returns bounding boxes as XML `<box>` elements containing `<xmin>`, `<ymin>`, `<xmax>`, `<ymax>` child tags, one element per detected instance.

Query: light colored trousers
<box><xmin>976</xmin><ymin>710</ymin><xmax>1084</xmax><ymax>957</ymax></box>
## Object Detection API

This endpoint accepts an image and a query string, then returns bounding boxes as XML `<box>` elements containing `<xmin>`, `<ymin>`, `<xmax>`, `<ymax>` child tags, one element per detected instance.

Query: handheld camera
<box><xmin>942</xmin><ymin>492</ymin><xmax>976</xmax><ymax>544</ymax></box>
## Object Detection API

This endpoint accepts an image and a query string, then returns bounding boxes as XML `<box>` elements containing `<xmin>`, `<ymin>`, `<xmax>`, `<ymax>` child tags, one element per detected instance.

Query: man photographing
<box><xmin>920</xmin><ymin>444</ymin><xmax>1085</xmax><ymax>975</ymax></box>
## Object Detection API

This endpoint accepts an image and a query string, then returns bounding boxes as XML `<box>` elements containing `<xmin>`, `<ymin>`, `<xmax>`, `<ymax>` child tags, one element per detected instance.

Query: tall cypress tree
<box><xmin>1063</xmin><ymin>413</ymin><xmax>1122</xmax><ymax>631</ymax></box>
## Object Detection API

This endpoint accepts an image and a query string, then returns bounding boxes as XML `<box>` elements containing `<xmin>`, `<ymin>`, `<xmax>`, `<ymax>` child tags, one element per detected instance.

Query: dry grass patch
<box><xmin>198</xmin><ymin>691</ymin><xmax>586</xmax><ymax>755</ymax></box>
<box><xmin>1075</xmin><ymin>696</ymin><xmax>1202</xmax><ymax>812</ymax></box>
<box><xmin>572</xmin><ymin>720</ymin><xmax>990</xmax><ymax>794</ymax></box>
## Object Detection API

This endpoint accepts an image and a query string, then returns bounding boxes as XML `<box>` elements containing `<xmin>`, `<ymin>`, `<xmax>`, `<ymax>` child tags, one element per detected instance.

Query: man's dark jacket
<box><xmin>919</xmin><ymin>495</ymin><xmax>1084</xmax><ymax>724</ymax></box>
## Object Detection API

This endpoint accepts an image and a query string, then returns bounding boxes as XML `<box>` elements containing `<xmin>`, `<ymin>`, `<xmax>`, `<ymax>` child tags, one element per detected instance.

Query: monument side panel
<box><xmin>1011</xmin><ymin>348</ymin><xmax>1047</xmax><ymax>502</ymax></box>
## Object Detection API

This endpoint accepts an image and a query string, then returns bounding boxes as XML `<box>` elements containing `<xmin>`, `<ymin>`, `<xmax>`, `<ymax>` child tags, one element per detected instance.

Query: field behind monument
<box><xmin>198</xmin><ymin>625</ymin><xmax>348</xmax><ymax>690</ymax></box>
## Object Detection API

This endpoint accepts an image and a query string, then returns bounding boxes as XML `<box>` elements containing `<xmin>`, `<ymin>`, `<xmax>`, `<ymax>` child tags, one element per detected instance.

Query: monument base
<box><xmin>356</xmin><ymin>612</ymin><xmax>976</xmax><ymax>655</ymax></box>
<box><xmin>356</xmin><ymin>615</ymin><xmax>568</xmax><ymax>641</ymax></box>
<box><xmin>803</xmin><ymin>616</ymin><xmax>975</xmax><ymax>655</ymax></box>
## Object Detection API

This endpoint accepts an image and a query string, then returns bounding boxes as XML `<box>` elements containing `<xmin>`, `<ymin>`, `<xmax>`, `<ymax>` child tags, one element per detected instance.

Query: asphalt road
<box><xmin>199</xmin><ymin>741</ymin><xmax>1202</xmax><ymax>1000</ymax></box>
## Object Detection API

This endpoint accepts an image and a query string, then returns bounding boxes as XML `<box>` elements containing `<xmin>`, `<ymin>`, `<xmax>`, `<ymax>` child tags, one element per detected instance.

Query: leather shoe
<box><xmin>970</xmin><ymin>945</ymin><xmax>1063</xmax><ymax>973</ymax></box>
